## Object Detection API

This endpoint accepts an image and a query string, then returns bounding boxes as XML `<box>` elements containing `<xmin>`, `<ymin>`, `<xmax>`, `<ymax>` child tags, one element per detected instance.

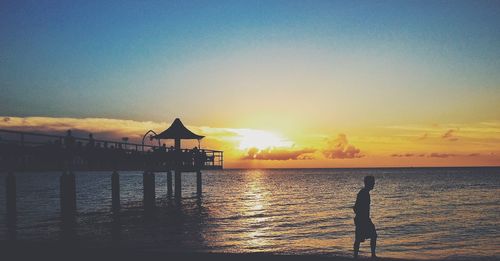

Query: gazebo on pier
<box><xmin>153</xmin><ymin>118</ymin><xmax>205</xmax><ymax>142</ymax></box>
<box><xmin>150</xmin><ymin>118</ymin><xmax>209</xmax><ymax>199</ymax></box>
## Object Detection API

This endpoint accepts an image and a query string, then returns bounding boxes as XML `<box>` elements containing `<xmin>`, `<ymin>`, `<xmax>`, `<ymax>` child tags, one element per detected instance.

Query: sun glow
<box><xmin>235</xmin><ymin>129</ymin><xmax>293</xmax><ymax>150</ymax></box>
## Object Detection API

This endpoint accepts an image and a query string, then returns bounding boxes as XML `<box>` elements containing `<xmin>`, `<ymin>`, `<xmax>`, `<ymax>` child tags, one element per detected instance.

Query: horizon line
<box><xmin>222</xmin><ymin>165</ymin><xmax>500</xmax><ymax>170</ymax></box>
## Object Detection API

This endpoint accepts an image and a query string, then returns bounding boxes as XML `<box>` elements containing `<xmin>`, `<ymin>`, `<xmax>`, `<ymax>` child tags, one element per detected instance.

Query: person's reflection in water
<box><xmin>7</xmin><ymin>212</ymin><xmax>16</xmax><ymax>241</ymax></box>
<box><xmin>111</xmin><ymin>212</ymin><xmax>122</xmax><ymax>243</ymax></box>
<box><xmin>353</xmin><ymin>175</ymin><xmax>377</xmax><ymax>259</ymax></box>
<box><xmin>60</xmin><ymin>213</ymin><xmax>77</xmax><ymax>243</ymax></box>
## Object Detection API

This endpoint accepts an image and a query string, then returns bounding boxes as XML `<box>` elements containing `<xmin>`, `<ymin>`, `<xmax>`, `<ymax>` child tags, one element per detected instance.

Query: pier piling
<box><xmin>196</xmin><ymin>170</ymin><xmax>202</xmax><ymax>197</ymax></box>
<box><xmin>174</xmin><ymin>170</ymin><xmax>181</xmax><ymax>200</ymax></box>
<box><xmin>143</xmin><ymin>171</ymin><xmax>155</xmax><ymax>211</ymax></box>
<box><xmin>60</xmin><ymin>172</ymin><xmax>77</xmax><ymax>218</ymax></box>
<box><xmin>6</xmin><ymin>172</ymin><xmax>16</xmax><ymax>218</ymax></box>
<box><xmin>167</xmin><ymin>170</ymin><xmax>172</xmax><ymax>197</ymax></box>
<box><xmin>112</xmin><ymin>171</ymin><xmax>120</xmax><ymax>211</ymax></box>
<box><xmin>174</xmin><ymin>138</ymin><xmax>182</xmax><ymax>200</ymax></box>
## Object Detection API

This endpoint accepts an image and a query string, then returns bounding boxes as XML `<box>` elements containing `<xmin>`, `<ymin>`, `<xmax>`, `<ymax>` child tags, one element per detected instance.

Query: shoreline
<box><xmin>1</xmin><ymin>241</ymin><xmax>496</xmax><ymax>261</ymax></box>
<box><xmin>0</xmin><ymin>241</ymin><xmax>498</xmax><ymax>261</ymax></box>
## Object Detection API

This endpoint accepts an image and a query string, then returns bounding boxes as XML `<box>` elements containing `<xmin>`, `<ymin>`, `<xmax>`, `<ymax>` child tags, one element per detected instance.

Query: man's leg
<box><xmin>370</xmin><ymin>235</ymin><xmax>377</xmax><ymax>258</ymax></box>
<box><xmin>353</xmin><ymin>240</ymin><xmax>360</xmax><ymax>258</ymax></box>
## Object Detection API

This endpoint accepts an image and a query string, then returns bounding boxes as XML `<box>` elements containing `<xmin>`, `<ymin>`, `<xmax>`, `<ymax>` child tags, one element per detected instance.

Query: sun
<box><xmin>235</xmin><ymin>129</ymin><xmax>293</xmax><ymax>150</ymax></box>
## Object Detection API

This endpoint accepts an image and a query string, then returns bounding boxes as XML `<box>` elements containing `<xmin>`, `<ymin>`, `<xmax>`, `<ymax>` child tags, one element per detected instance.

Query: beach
<box><xmin>0</xmin><ymin>241</ymin><xmax>441</xmax><ymax>261</ymax></box>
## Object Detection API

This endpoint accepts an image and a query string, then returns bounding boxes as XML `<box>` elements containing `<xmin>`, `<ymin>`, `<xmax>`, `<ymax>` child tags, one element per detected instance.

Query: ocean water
<box><xmin>0</xmin><ymin>167</ymin><xmax>499</xmax><ymax>259</ymax></box>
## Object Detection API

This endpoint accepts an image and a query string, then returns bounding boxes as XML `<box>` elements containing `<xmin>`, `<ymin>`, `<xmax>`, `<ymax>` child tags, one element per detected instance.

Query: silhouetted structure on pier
<box><xmin>0</xmin><ymin>118</ymin><xmax>223</xmax><ymax>233</ymax></box>
<box><xmin>151</xmin><ymin>118</ymin><xmax>206</xmax><ymax>199</ymax></box>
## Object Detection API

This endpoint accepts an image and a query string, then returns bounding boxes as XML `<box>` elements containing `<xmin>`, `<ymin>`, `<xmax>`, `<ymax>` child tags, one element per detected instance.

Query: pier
<box><xmin>0</xmin><ymin>118</ymin><xmax>223</xmax><ymax>231</ymax></box>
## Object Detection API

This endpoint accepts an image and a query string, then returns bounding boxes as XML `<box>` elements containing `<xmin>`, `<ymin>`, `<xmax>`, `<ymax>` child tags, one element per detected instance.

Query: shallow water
<box><xmin>0</xmin><ymin>167</ymin><xmax>499</xmax><ymax>259</ymax></box>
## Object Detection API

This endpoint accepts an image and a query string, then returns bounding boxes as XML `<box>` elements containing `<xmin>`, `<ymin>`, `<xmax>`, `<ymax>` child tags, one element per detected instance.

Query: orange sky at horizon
<box><xmin>1</xmin><ymin>116</ymin><xmax>499</xmax><ymax>168</ymax></box>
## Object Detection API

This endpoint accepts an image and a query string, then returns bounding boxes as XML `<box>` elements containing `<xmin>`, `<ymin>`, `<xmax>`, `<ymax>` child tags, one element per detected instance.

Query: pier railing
<box><xmin>0</xmin><ymin>129</ymin><xmax>223</xmax><ymax>171</ymax></box>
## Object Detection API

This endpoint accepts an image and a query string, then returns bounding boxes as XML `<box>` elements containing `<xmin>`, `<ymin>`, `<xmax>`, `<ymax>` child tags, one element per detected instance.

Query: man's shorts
<box><xmin>354</xmin><ymin>217</ymin><xmax>377</xmax><ymax>242</ymax></box>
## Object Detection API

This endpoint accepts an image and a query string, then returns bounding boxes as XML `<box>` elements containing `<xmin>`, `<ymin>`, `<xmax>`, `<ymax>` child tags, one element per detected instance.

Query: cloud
<box><xmin>391</xmin><ymin>153</ymin><xmax>415</xmax><ymax>157</ymax></box>
<box><xmin>323</xmin><ymin>134</ymin><xmax>363</xmax><ymax>159</ymax></box>
<box><xmin>442</xmin><ymin>129</ymin><xmax>459</xmax><ymax>141</ymax></box>
<box><xmin>429</xmin><ymin>153</ymin><xmax>456</xmax><ymax>158</ymax></box>
<box><xmin>242</xmin><ymin>147</ymin><xmax>316</xmax><ymax>160</ymax></box>
<box><xmin>0</xmin><ymin>116</ymin><xmax>168</xmax><ymax>143</ymax></box>
<box><xmin>442</xmin><ymin>129</ymin><xmax>454</xmax><ymax>138</ymax></box>
<box><xmin>417</xmin><ymin>133</ymin><xmax>428</xmax><ymax>140</ymax></box>
<box><xmin>391</xmin><ymin>152</ymin><xmax>484</xmax><ymax>158</ymax></box>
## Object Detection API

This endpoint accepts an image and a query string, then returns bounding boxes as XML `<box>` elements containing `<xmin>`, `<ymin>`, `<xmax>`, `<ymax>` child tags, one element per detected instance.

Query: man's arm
<box><xmin>353</xmin><ymin>191</ymin><xmax>361</xmax><ymax>214</ymax></box>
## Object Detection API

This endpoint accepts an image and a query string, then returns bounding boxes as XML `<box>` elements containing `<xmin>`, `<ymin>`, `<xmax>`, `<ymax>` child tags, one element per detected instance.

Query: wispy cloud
<box><xmin>391</xmin><ymin>153</ymin><xmax>415</xmax><ymax>157</ymax></box>
<box><xmin>0</xmin><ymin>116</ymin><xmax>166</xmax><ymax>142</ymax></box>
<box><xmin>385</xmin><ymin>121</ymin><xmax>500</xmax><ymax>140</ymax></box>
<box><xmin>417</xmin><ymin>132</ymin><xmax>428</xmax><ymax>140</ymax></box>
<box><xmin>442</xmin><ymin>129</ymin><xmax>459</xmax><ymax>141</ymax></box>
<box><xmin>391</xmin><ymin>152</ymin><xmax>486</xmax><ymax>158</ymax></box>
<box><xmin>428</xmin><ymin>153</ymin><xmax>456</xmax><ymax>158</ymax></box>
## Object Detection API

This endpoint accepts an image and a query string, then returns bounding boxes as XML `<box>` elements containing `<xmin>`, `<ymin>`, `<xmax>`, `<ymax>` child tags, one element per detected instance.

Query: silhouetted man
<box><xmin>353</xmin><ymin>175</ymin><xmax>377</xmax><ymax>258</ymax></box>
<box><xmin>64</xmin><ymin>130</ymin><xmax>75</xmax><ymax>149</ymax></box>
<box><xmin>87</xmin><ymin>133</ymin><xmax>95</xmax><ymax>148</ymax></box>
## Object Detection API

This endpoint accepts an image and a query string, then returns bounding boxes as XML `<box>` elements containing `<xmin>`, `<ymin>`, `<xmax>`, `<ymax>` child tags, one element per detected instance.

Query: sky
<box><xmin>1</xmin><ymin>0</ymin><xmax>499</xmax><ymax>167</ymax></box>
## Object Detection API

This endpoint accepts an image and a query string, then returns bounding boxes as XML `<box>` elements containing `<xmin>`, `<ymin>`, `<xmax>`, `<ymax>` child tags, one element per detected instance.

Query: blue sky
<box><xmin>1</xmin><ymin>0</ymin><xmax>499</xmax><ymax>127</ymax></box>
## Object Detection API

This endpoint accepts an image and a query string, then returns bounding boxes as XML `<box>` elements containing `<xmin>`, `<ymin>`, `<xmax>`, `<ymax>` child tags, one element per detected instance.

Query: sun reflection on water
<box><xmin>240</xmin><ymin>170</ymin><xmax>272</xmax><ymax>250</ymax></box>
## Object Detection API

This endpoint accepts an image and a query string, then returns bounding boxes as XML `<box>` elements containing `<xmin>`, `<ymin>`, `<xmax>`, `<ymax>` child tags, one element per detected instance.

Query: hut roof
<box><xmin>152</xmin><ymin>118</ymin><xmax>204</xmax><ymax>140</ymax></box>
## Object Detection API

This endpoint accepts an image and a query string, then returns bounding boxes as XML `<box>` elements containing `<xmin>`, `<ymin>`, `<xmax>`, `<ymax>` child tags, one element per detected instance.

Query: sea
<box><xmin>0</xmin><ymin>167</ymin><xmax>499</xmax><ymax>260</ymax></box>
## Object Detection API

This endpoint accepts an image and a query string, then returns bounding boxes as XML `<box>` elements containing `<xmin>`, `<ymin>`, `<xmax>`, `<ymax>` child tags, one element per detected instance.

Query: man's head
<box><xmin>364</xmin><ymin>175</ymin><xmax>375</xmax><ymax>190</ymax></box>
